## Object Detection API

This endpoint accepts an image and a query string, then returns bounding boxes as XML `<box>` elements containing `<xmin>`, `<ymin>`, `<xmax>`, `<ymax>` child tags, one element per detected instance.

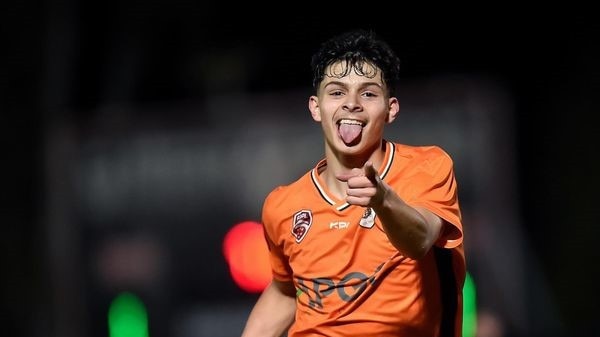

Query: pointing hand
<box><xmin>336</xmin><ymin>162</ymin><xmax>386</xmax><ymax>207</ymax></box>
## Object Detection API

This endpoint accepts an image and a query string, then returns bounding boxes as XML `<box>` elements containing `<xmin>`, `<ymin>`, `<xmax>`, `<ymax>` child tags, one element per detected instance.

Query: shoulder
<box><xmin>264</xmin><ymin>171</ymin><xmax>310</xmax><ymax>204</ymax></box>
<box><xmin>262</xmin><ymin>170</ymin><xmax>312</xmax><ymax>218</ymax></box>
<box><xmin>393</xmin><ymin>142</ymin><xmax>452</xmax><ymax>160</ymax></box>
<box><xmin>392</xmin><ymin>142</ymin><xmax>455</xmax><ymax>174</ymax></box>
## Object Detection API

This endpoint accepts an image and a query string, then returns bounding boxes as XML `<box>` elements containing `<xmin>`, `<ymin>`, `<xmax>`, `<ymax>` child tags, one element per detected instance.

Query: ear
<box><xmin>309</xmin><ymin>96</ymin><xmax>321</xmax><ymax>122</ymax></box>
<box><xmin>386</xmin><ymin>97</ymin><xmax>400</xmax><ymax>124</ymax></box>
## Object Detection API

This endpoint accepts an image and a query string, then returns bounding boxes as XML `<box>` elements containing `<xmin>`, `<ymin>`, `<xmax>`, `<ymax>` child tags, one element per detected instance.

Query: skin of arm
<box><xmin>240</xmin><ymin>279</ymin><xmax>297</xmax><ymax>337</ymax></box>
<box><xmin>336</xmin><ymin>161</ymin><xmax>443</xmax><ymax>259</ymax></box>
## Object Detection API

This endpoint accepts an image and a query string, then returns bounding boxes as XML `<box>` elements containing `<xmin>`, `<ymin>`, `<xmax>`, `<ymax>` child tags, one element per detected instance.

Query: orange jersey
<box><xmin>262</xmin><ymin>141</ymin><xmax>465</xmax><ymax>337</ymax></box>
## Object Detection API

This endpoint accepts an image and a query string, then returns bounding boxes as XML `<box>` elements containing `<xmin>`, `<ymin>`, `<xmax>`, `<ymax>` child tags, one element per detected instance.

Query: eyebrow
<box><xmin>322</xmin><ymin>81</ymin><xmax>384</xmax><ymax>90</ymax></box>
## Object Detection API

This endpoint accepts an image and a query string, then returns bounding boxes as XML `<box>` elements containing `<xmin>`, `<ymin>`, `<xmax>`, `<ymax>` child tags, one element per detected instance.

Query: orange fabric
<box><xmin>262</xmin><ymin>141</ymin><xmax>465</xmax><ymax>337</ymax></box>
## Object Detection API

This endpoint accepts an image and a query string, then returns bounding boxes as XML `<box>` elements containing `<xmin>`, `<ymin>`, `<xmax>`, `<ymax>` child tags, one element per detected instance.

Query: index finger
<box><xmin>364</xmin><ymin>161</ymin><xmax>380</xmax><ymax>184</ymax></box>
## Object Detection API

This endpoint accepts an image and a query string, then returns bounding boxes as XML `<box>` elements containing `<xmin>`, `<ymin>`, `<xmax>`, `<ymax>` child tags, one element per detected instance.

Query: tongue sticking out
<box><xmin>339</xmin><ymin>123</ymin><xmax>363</xmax><ymax>145</ymax></box>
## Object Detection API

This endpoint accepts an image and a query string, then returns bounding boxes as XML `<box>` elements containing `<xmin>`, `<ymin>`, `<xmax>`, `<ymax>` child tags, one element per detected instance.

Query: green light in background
<box><xmin>108</xmin><ymin>291</ymin><xmax>149</xmax><ymax>337</ymax></box>
<box><xmin>462</xmin><ymin>272</ymin><xmax>477</xmax><ymax>337</ymax></box>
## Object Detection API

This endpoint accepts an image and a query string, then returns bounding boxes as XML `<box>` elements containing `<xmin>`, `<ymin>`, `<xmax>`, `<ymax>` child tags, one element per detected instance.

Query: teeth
<box><xmin>338</xmin><ymin>119</ymin><xmax>364</xmax><ymax>126</ymax></box>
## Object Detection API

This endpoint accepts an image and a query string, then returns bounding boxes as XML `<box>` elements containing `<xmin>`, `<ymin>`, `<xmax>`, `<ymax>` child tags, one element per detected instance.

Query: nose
<box><xmin>342</xmin><ymin>93</ymin><xmax>362</xmax><ymax>112</ymax></box>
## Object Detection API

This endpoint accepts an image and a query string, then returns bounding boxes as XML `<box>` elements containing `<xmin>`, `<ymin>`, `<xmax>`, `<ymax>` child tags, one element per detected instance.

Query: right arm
<box><xmin>240</xmin><ymin>279</ymin><xmax>297</xmax><ymax>337</ymax></box>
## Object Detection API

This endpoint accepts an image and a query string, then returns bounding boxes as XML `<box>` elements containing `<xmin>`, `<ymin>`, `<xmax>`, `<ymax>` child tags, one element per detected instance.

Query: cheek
<box><xmin>321</xmin><ymin>118</ymin><xmax>336</xmax><ymax>133</ymax></box>
<box><xmin>317</xmin><ymin>105</ymin><xmax>338</xmax><ymax>124</ymax></box>
<box><xmin>367</xmin><ymin>118</ymin><xmax>386</xmax><ymax>134</ymax></box>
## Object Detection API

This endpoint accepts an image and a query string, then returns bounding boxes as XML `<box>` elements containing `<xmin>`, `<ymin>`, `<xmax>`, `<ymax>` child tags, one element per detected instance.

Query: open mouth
<box><xmin>337</xmin><ymin>119</ymin><xmax>365</xmax><ymax>145</ymax></box>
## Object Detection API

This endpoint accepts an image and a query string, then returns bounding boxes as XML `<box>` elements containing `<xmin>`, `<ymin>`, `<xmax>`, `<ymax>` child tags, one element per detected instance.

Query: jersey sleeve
<box><xmin>261</xmin><ymin>187</ymin><xmax>294</xmax><ymax>281</ymax></box>
<box><xmin>406</xmin><ymin>147</ymin><xmax>463</xmax><ymax>248</ymax></box>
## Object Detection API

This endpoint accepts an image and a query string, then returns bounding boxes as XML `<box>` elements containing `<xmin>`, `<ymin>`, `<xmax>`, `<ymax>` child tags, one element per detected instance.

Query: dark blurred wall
<box><xmin>1</xmin><ymin>2</ymin><xmax>44</xmax><ymax>336</ymax></box>
<box><xmin>2</xmin><ymin>4</ymin><xmax>599</xmax><ymax>337</ymax></box>
<box><xmin>514</xmin><ymin>20</ymin><xmax>600</xmax><ymax>335</ymax></box>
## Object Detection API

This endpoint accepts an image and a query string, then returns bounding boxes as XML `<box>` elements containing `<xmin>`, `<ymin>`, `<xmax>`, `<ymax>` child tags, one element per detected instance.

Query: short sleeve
<box><xmin>261</xmin><ymin>188</ymin><xmax>294</xmax><ymax>281</ymax></box>
<box><xmin>406</xmin><ymin>147</ymin><xmax>463</xmax><ymax>248</ymax></box>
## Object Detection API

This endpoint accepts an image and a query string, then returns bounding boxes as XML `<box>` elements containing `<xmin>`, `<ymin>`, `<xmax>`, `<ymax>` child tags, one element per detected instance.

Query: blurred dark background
<box><xmin>2</xmin><ymin>3</ymin><xmax>599</xmax><ymax>337</ymax></box>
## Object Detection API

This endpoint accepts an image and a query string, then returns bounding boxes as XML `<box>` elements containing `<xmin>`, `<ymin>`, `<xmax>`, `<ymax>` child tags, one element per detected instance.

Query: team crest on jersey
<box><xmin>359</xmin><ymin>207</ymin><xmax>376</xmax><ymax>228</ymax></box>
<box><xmin>292</xmin><ymin>210</ymin><xmax>312</xmax><ymax>243</ymax></box>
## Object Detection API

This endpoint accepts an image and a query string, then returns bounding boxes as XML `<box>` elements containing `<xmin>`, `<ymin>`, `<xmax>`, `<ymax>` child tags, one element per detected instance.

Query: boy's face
<box><xmin>309</xmin><ymin>61</ymin><xmax>399</xmax><ymax>156</ymax></box>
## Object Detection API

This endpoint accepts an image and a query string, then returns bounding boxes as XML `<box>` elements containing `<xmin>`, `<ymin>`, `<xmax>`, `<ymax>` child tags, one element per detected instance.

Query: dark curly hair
<box><xmin>311</xmin><ymin>29</ymin><xmax>401</xmax><ymax>97</ymax></box>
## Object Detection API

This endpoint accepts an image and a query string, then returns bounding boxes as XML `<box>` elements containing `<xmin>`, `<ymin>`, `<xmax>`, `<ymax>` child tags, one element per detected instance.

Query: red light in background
<box><xmin>223</xmin><ymin>221</ymin><xmax>271</xmax><ymax>293</ymax></box>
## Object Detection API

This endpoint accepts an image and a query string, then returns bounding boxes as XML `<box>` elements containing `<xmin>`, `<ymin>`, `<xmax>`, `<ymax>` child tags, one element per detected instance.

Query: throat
<box><xmin>318</xmin><ymin>166</ymin><xmax>349</xmax><ymax>201</ymax></box>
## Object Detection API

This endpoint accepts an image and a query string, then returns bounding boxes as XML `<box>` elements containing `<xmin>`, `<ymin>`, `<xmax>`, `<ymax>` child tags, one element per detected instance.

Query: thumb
<box><xmin>364</xmin><ymin>162</ymin><xmax>380</xmax><ymax>184</ymax></box>
<box><xmin>336</xmin><ymin>173</ymin><xmax>352</xmax><ymax>182</ymax></box>
<box><xmin>336</xmin><ymin>167</ymin><xmax>364</xmax><ymax>182</ymax></box>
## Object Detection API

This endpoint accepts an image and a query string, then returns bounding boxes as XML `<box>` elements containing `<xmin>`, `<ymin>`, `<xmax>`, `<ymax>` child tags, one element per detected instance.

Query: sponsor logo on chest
<box><xmin>329</xmin><ymin>221</ymin><xmax>350</xmax><ymax>229</ymax></box>
<box><xmin>359</xmin><ymin>207</ymin><xmax>376</xmax><ymax>228</ymax></box>
<box><xmin>292</xmin><ymin>207</ymin><xmax>378</xmax><ymax>243</ymax></box>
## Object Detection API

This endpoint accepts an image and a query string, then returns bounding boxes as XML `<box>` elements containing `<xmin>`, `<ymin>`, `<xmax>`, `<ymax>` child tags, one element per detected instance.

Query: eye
<box><xmin>362</xmin><ymin>91</ymin><xmax>378</xmax><ymax>98</ymax></box>
<box><xmin>329</xmin><ymin>90</ymin><xmax>344</xmax><ymax>96</ymax></box>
